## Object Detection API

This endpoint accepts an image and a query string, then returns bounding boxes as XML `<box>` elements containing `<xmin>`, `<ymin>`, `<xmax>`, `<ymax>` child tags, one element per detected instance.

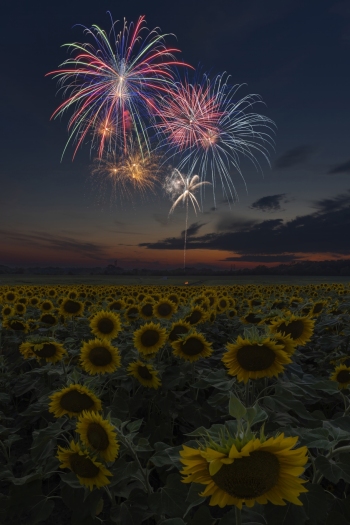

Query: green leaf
<box><xmin>183</xmin><ymin>482</ymin><xmax>205</xmax><ymax>518</ymax></box>
<box><xmin>314</xmin><ymin>456</ymin><xmax>343</xmax><ymax>483</ymax></box>
<box><xmin>299</xmin><ymin>484</ymin><xmax>329</xmax><ymax>525</ymax></box>
<box><xmin>186</xmin><ymin>505</ymin><xmax>213</xmax><ymax>525</ymax></box>
<box><xmin>30</xmin><ymin>498</ymin><xmax>55</xmax><ymax>524</ymax></box>
<box><xmin>229</xmin><ymin>393</ymin><xmax>246</xmax><ymax>420</ymax></box>
<box><xmin>148</xmin><ymin>473</ymin><xmax>189</xmax><ymax>518</ymax></box>
<box><xmin>126</xmin><ymin>418</ymin><xmax>143</xmax><ymax>433</ymax></box>
<box><xmin>264</xmin><ymin>501</ymin><xmax>308</xmax><ymax>525</ymax></box>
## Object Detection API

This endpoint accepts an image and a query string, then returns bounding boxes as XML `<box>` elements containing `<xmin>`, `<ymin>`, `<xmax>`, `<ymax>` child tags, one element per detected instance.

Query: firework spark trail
<box><xmin>165</xmin><ymin>169</ymin><xmax>211</xmax><ymax>269</ymax></box>
<box><xmin>47</xmin><ymin>14</ymin><xmax>193</xmax><ymax>160</ymax></box>
<box><xmin>155</xmin><ymin>72</ymin><xmax>277</xmax><ymax>207</ymax></box>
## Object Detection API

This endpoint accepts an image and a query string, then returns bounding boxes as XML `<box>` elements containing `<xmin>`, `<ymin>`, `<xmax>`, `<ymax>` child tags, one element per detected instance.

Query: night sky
<box><xmin>1</xmin><ymin>0</ymin><xmax>350</xmax><ymax>269</ymax></box>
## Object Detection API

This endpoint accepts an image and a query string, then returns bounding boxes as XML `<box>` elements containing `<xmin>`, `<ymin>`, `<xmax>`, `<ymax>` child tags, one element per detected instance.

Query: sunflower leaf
<box><xmin>229</xmin><ymin>393</ymin><xmax>246</xmax><ymax>420</ymax></box>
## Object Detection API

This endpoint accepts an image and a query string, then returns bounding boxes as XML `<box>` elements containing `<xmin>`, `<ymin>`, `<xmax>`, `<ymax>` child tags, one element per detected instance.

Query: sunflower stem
<box><xmin>245</xmin><ymin>380</ymin><xmax>250</xmax><ymax>406</ymax></box>
<box><xmin>235</xmin><ymin>506</ymin><xmax>242</xmax><ymax>525</ymax></box>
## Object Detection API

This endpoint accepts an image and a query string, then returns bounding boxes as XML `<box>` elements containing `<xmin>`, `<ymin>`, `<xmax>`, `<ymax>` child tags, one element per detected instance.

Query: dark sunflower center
<box><xmin>236</xmin><ymin>344</ymin><xmax>276</xmax><ymax>371</ymax></box>
<box><xmin>7</xmin><ymin>293</ymin><xmax>15</xmax><ymax>301</ymax></box>
<box><xmin>313</xmin><ymin>303</ymin><xmax>323</xmax><ymax>313</ymax></box>
<box><xmin>60</xmin><ymin>390</ymin><xmax>95</xmax><ymax>413</ymax></box>
<box><xmin>244</xmin><ymin>313</ymin><xmax>261</xmax><ymax>324</ymax></box>
<box><xmin>110</xmin><ymin>301</ymin><xmax>123</xmax><ymax>310</ymax></box>
<box><xmin>212</xmin><ymin>450</ymin><xmax>280</xmax><ymax>499</ymax></box>
<box><xmin>97</xmin><ymin>318</ymin><xmax>115</xmax><ymax>334</ymax></box>
<box><xmin>169</xmin><ymin>325</ymin><xmax>189</xmax><ymax>342</ymax></box>
<box><xmin>180</xmin><ymin>337</ymin><xmax>204</xmax><ymax>356</ymax></box>
<box><xmin>141</xmin><ymin>303</ymin><xmax>153</xmax><ymax>317</ymax></box>
<box><xmin>41</xmin><ymin>314</ymin><xmax>56</xmax><ymax>325</ymax></box>
<box><xmin>88</xmin><ymin>346</ymin><xmax>112</xmax><ymax>366</ymax></box>
<box><xmin>138</xmin><ymin>365</ymin><xmax>153</xmax><ymax>380</ymax></box>
<box><xmin>42</xmin><ymin>302</ymin><xmax>52</xmax><ymax>311</ymax></box>
<box><xmin>33</xmin><ymin>343</ymin><xmax>57</xmax><ymax>358</ymax></box>
<box><xmin>186</xmin><ymin>310</ymin><xmax>202</xmax><ymax>324</ymax></box>
<box><xmin>169</xmin><ymin>295</ymin><xmax>178</xmax><ymax>304</ymax></box>
<box><xmin>10</xmin><ymin>321</ymin><xmax>25</xmax><ymax>330</ymax></box>
<box><xmin>157</xmin><ymin>303</ymin><xmax>172</xmax><ymax>317</ymax></box>
<box><xmin>140</xmin><ymin>329</ymin><xmax>160</xmax><ymax>347</ymax></box>
<box><xmin>337</xmin><ymin>370</ymin><xmax>350</xmax><ymax>383</ymax></box>
<box><xmin>278</xmin><ymin>320</ymin><xmax>304</xmax><ymax>340</ymax></box>
<box><xmin>86</xmin><ymin>422</ymin><xmax>109</xmax><ymax>450</ymax></box>
<box><xmin>16</xmin><ymin>304</ymin><xmax>25</xmax><ymax>312</ymax></box>
<box><xmin>127</xmin><ymin>307</ymin><xmax>138</xmax><ymax>318</ymax></box>
<box><xmin>63</xmin><ymin>300</ymin><xmax>81</xmax><ymax>314</ymax></box>
<box><xmin>219</xmin><ymin>299</ymin><xmax>227</xmax><ymax>308</ymax></box>
<box><xmin>70</xmin><ymin>453</ymin><xmax>100</xmax><ymax>478</ymax></box>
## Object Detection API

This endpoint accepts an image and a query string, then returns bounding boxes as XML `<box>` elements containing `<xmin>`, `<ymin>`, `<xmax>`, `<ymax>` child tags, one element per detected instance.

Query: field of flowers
<box><xmin>0</xmin><ymin>282</ymin><xmax>350</xmax><ymax>525</ymax></box>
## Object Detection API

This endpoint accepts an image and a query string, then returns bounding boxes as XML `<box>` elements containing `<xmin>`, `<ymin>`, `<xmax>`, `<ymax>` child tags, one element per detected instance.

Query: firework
<box><xmin>155</xmin><ymin>72</ymin><xmax>276</xmax><ymax>206</ymax></box>
<box><xmin>47</xmin><ymin>14</ymin><xmax>192</xmax><ymax>160</ymax></box>
<box><xmin>165</xmin><ymin>169</ymin><xmax>211</xmax><ymax>269</ymax></box>
<box><xmin>90</xmin><ymin>139</ymin><xmax>160</xmax><ymax>206</ymax></box>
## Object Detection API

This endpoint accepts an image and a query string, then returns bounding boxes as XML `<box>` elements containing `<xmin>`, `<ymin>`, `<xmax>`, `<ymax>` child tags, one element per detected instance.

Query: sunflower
<box><xmin>59</xmin><ymin>298</ymin><xmax>84</xmax><ymax>318</ymax></box>
<box><xmin>14</xmin><ymin>302</ymin><xmax>26</xmax><ymax>316</ymax></box>
<box><xmin>270</xmin><ymin>331</ymin><xmax>297</xmax><ymax>357</ymax></box>
<box><xmin>57</xmin><ymin>439</ymin><xmax>112</xmax><ymax>491</ymax></box>
<box><xmin>308</xmin><ymin>300</ymin><xmax>328</xmax><ymax>318</ymax></box>
<box><xmin>48</xmin><ymin>384</ymin><xmax>102</xmax><ymax>419</ymax></box>
<box><xmin>3</xmin><ymin>317</ymin><xmax>29</xmax><ymax>333</ymax></box>
<box><xmin>171</xmin><ymin>331</ymin><xmax>213</xmax><ymax>363</ymax></box>
<box><xmin>127</xmin><ymin>360</ymin><xmax>161</xmax><ymax>389</ymax></box>
<box><xmin>79</xmin><ymin>338</ymin><xmax>121</xmax><ymax>375</ymax></box>
<box><xmin>133</xmin><ymin>322</ymin><xmax>167</xmax><ymax>356</ymax></box>
<box><xmin>39</xmin><ymin>313</ymin><xmax>59</xmax><ymax>326</ymax></box>
<box><xmin>153</xmin><ymin>298</ymin><xmax>177</xmax><ymax>320</ymax></box>
<box><xmin>1</xmin><ymin>305</ymin><xmax>14</xmax><ymax>317</ymax></box>
<box><xmin>185</xmin><ymin>306</ymin><xmax>208</xmax><ymax>326</ymax></box>
<box><xmin>216</xmin><ymin>297</ymin><xmax>230</xmax><ymax>313</ymax></box>
<box><xmin>108</xmin><ymin>299</ymin><xmax>125</xmax><ymax>312</ymax></box>
<box><xmin>75</xmin><ymin>410</ymin><xmax>120</xmax><ymax>462</ymax></box>
<box><xmin>19</xmin><ymin>338</ymin><xmax>67</xmax><ymax>363</ymax></box>
<box><xmin>269</xmin><ymin>314</ymin><xmax>315</xmax><ymax>346</ymax></box>
<box><xmin>40</xmin><ymin>300</ymin><xmax>55</xmax><ymax>312</ymax></box>
<box><xmin>124</xmin><ymin>305</ymin><xmax>140</xmax><ymax>323</ymax></box>
<box><xmin>4</xmin><ymin>291</ymin><xmax>17</xmax><ymax>303</ymax></box>
<box><xmin>139</xmin><ymin>300</ymin><xmax>155</xmax><ymax>320</ymax></box>
<box><xmin>179</xmin><ymin>433</ymin><xmax>308</xmax><ymax>509</ymax></box>
<box><xmin>89</xmin><ymin>310</ymin><xmax>121</xmax><ymax>340</ymax></box>
<box><xmin>330</xmin><ymin>365</ymin><xmax>350</xmax><ymax>390</ymax></box>
<box><xmin>227</xmin><ymin>309</ymin><xmax>238</xmax><ymax>319</ymax></box>
<box><xmin>168</xmin><ymin>321</ymin><xmax>191</xmax><ymax>342</ymax></box>
<box><xmin>240</xmin><ymin>312</ymin><xmax>263</xmax><ymax>325</ymax></box>
<box><xmin>222</xmin><ymin>336</ymin><xmax>291</xmax><ymax>383</ymax></box>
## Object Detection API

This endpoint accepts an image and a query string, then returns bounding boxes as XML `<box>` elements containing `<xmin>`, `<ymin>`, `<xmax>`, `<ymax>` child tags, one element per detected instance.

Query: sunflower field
<box><xmin>1</xmin><ymin>282</ymin><xmax>350</xmax><ymax>524</ymax></box>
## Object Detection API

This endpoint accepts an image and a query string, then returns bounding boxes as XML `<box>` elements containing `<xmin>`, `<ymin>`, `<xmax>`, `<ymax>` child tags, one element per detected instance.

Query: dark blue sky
<box><xmin>1</xmin><ymin>0</ymin><xmax>350</xmax><ymax>268</ymax></box>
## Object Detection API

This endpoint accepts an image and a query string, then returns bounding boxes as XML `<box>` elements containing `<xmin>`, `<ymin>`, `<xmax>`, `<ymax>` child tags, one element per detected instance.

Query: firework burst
<box><xmin>155</xmin><ymin>72</ymin><xmax>276</xmax><ymax>206</ymax></box>
<box><xmin>90</xmin><ymin>139</ymin><xmax>160</xmax><ymax>207</ymax></box>
<box><xmin>165</xmin><ymin>169</ymin><xmax>211</xmax><ymax>269</ymax></box>
<box><xmin>47</xmin><ymin>14</ymin><xmax>192</xmax><ymax>160</ymax></box>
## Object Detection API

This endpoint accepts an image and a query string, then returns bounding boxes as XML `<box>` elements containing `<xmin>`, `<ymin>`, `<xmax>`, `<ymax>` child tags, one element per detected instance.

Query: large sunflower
<box><xmin>127</xmin><ymin>360</ymin><xmax>161</xmax><ymax>389</ymax></box>
<box><xmin>75</xmin><ymin>410</ymin><xmax>120</xmax><ymax>462</ymax></box>
<box><xmin>48</xmin><ymin>384</ymin><xmax>102</xmax><ymax>418</ymax></box>
<box><xmin>179</xmin><ymin>433</ymin><xmax>308</xmax><ymax>509</ymax></box>
<box><xmin>269</xmin><ymin>331</ymin><xmax>297</xmax><ymax>357</ymax></box>
<box><xmin>133</xmin><ymin>322</ymin><xmax>167</xmax><ymax>356</ymax></box>
<box><xmin>269</xmin><ymin>314</ymin><xmax>315</xmax><ymax>346</ymax></box>
<box><xmin>185</xmin><ymin>306</ymin><xmax>208</xmax><ymax>326</ymax></box>
<box><xmin>89</xmin><ymin>310</ymin><xmax>121</xmax><ymax>340</ymax></box>
<box><xmin>57</xmin><ymin>439</ymin><xmax>112</xmax><ymax>491</ymax></box>
<box><xmin>330</xmin><ymin>365</ymin><xmax>350</xmax><ymax>390</ymax></box>
<box><xmin>139</xmin><ymin>300</ymin><xmax>155</xmax><ymax>320</ymax></box>
<box><xmin>79</xmin><ymin>338</ymin><xmax>121</xmax><ymax>375</ymax></box>
<box><xmin>171</xmin><ymin>331</ymin><xmax>213</xmax><ymax>363</ymax></box>
<box><xmin>19</xmin><ymin>338</ymin><xmax>67</xmax><ymax>364</ymax></box>
<box><xmin>222</xmin><ymin>336</ymin><xmax>291</xmax><ymax>383</ymax></box>
<box><xmin>3</xmin><ymin>317</ymin><xmax>29</xmax><ymax>333</ymax></box>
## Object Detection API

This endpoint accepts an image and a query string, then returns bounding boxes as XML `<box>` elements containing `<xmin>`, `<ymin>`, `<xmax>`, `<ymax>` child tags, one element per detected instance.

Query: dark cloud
<box><xmin>0</xmin><ymin>230</ymin><xmax>110</xmax><ymax>261</ymax></box>
<box><xmin>274</xmin><ymin>146</ymin><xmax>314</xmax><ymax>169</ymax></box>
<box><xmin>328</xmin><ymin>159</ymin><xmax>350</xmax><ymax>175</ymax></box>
<box><xmin>250</xmin><ymin>194</ymin><xmax>288</xmax><ymax>212</ymax></box>
<box><xmin>215</xmin><ymin>215</ymin><xmax>258</xmax><ymax>232</ymax></box>
<box><xmin>181</xmin><ymin>222</ymin><xmax>207</xmax><ymax>238</ymax></box>
<box><xmin>140</xmin><ymin>191</ymin><xmax>350</xmax><ymax>257</ymax></box>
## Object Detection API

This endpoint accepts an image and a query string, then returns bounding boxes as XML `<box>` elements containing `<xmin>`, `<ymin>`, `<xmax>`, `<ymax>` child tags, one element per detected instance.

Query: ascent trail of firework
<box><xmin>165</xmin><ymin>169</ymin><xmax>211</xmax><ymax>270</ymax></box>
<box><xmin>155</xmin><ymin>72</ymin><xmax>277</xmax><ymax>207</ymax></box>
<box><xmin>47</xmin><ymin>14</ymin><xmax>192</xmax><ymax>160</ymax></box>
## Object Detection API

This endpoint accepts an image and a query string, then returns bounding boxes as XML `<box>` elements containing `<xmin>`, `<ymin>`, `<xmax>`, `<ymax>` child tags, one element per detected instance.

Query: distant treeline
<box><xmin>1</xmin><ymin>260</ymin><xmax>350</xmax><ymax>276</ymax></box>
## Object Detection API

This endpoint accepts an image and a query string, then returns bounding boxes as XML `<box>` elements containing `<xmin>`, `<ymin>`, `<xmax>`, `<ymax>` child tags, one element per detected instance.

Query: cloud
<box><xmin>221</xmin><ymin>255</ymin><xmax>297</xmax><ymax>263</ymax></box>
<box><xmin>274</xmin><ymin>145</ymin><xmax>314</xmax><ymax>169</ymax></box>
<box><xmin>0</xmin><ymin>230</ymin><xmax>111</xmax><ymax>261</ymax></box>
<box><xmin>250</xmin><ymin>194</ymin><xmax>288</xmax><ymax>212</ymax></box>
<box><xmin>181</xmin><ymin>222</ymin><xmax>206</xmax><ymax>238</ymax></box>
<box><xmin>215</xmin><ymin>215</ymin><xmax>258</xmax><ymax>232</ymax></box>
<box><xmin>139</xmin><ymin>190</ymin><xmax>350</xmax><ymax>257</ymax></box>
<box><xmin>328</xmin><ymin>159</ymin><xmax>350</xmax><ymax>175</ymax></box>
